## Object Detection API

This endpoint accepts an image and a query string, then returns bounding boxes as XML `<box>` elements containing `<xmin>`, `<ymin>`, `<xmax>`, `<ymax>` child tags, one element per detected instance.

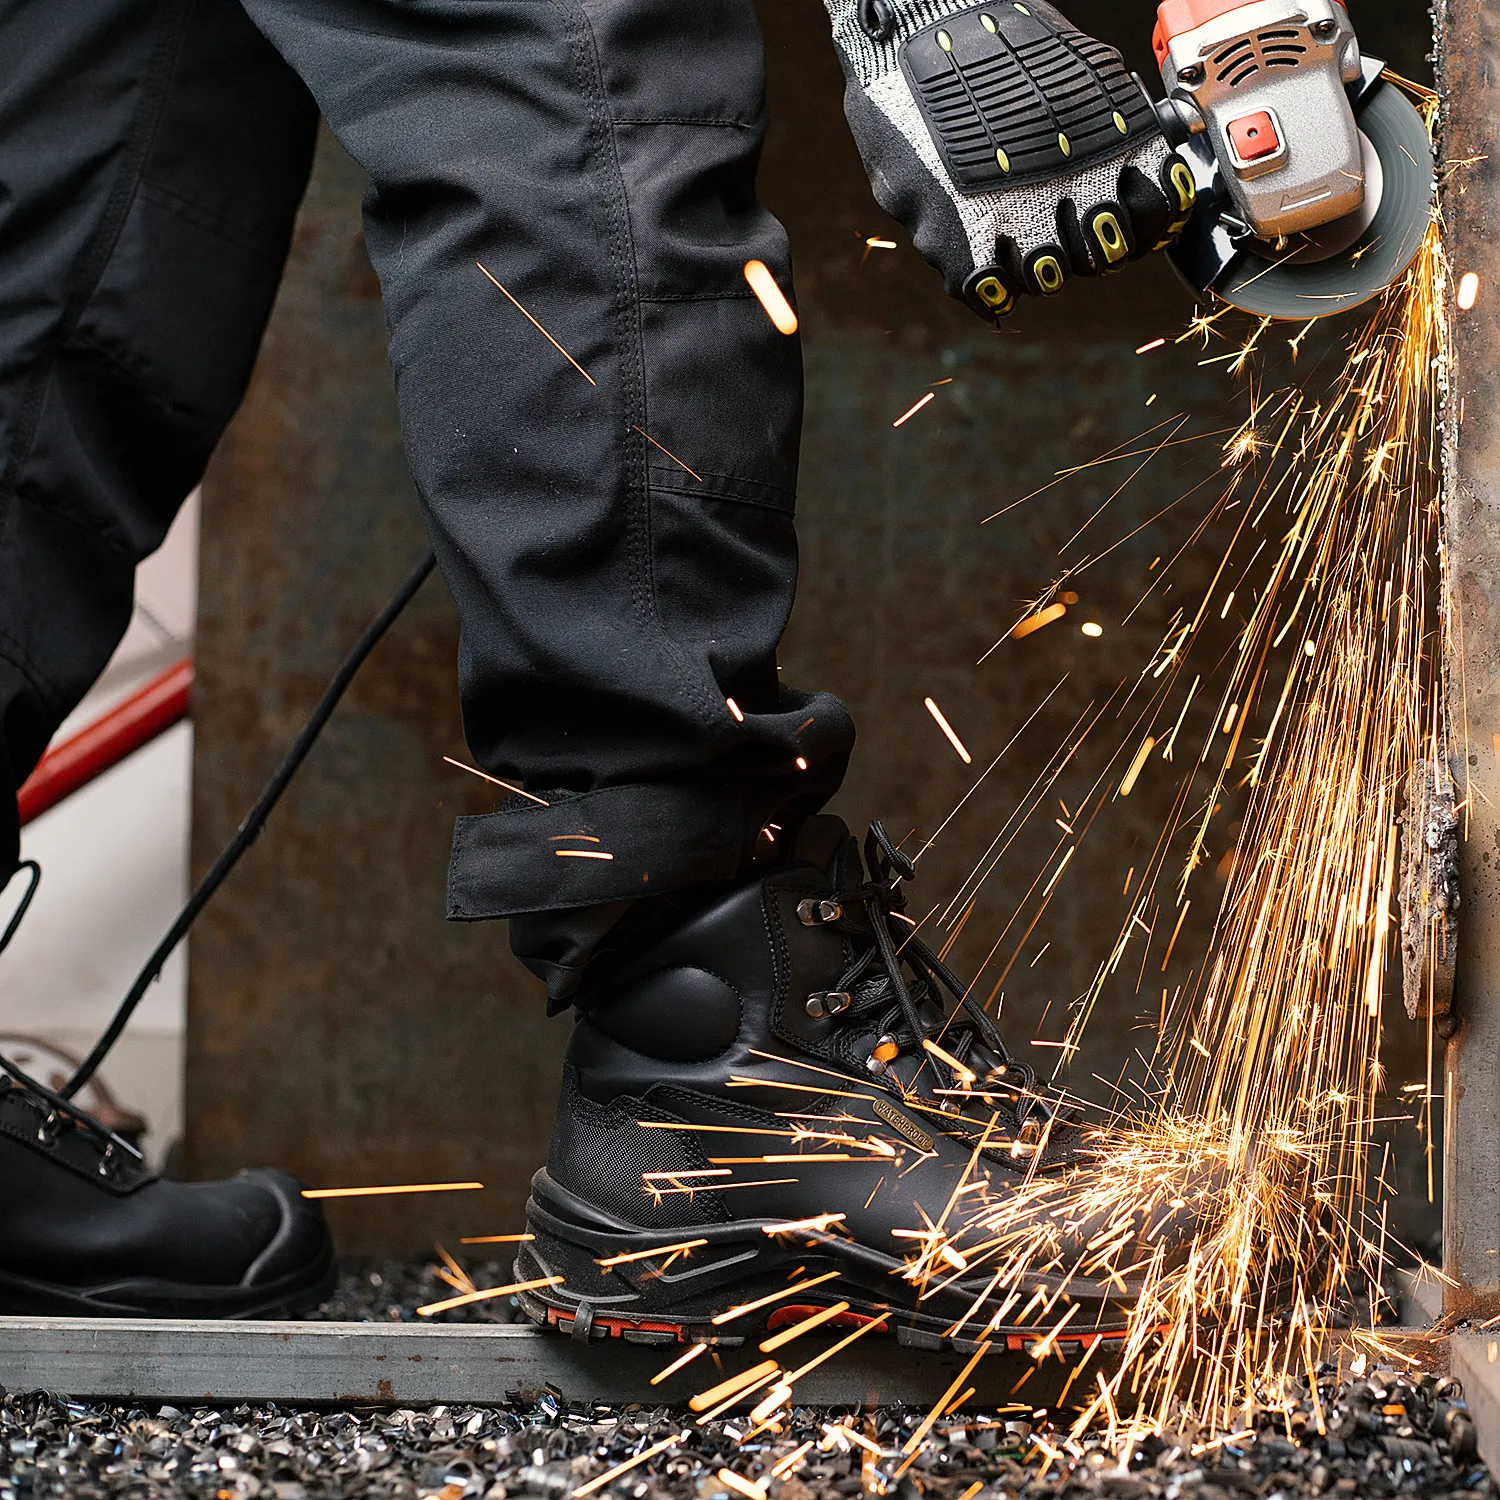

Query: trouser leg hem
<box><xmin>446</xmin><ymin>783</ymin><xmax>748</xmax><ymax>920</ymax></box>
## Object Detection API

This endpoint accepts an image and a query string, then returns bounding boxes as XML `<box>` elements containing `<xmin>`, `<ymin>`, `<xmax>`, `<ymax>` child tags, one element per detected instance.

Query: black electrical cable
<box><xmin>61</xmin><ymin>548</ymin><xmax>438</xmax><ymax>1100</ymax></box>
<box><xmin>0</xmin><ymin>860</ymin><xmax>40</xmax><ymax>959</ymax></box>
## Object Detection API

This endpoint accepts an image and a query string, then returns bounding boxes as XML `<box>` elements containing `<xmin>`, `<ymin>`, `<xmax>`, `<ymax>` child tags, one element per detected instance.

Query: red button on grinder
<box><xmin>1228</xmin><ymin>111</ymin><xmax>1281</xmax><ymax>162</ymax></box>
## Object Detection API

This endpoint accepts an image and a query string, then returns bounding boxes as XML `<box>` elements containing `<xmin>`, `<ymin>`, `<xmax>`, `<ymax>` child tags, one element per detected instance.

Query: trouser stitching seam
<box><xmin>0</xmin><ymin>636</ymin><xmax>64</xmax><ymax>726</ymax></box>
<box><xmin>610</xmin><ymin>117</ymin><xmax>758</xmax><ymax>129</ymax></box>
<box><xmin>557</xmin><ymin>5</ymin><xmax>651</xmax><ymax>658</ymax></box>
<box><xmin>65</xmin><ymin>326</ymin><xmax>206</xmax><ymax>431</ymax></box>
<box><xmin>564</xmin><ymin>4</ymin><xmax>728</xmax><ymax>740</ymax></box>
<box><xmin>0</xmin><ymin>0</ymin><xmax>192</xmax><ymax>516</ymax></box>
<box><xmin>638</xmin><ymin>292</ymin><xmax>761</xmax><ymax>303</ymax></box>
<box><xmin>137</xmin><ymin>177</ymin><xmax>284</xmax><ymax>252</ymax></box>
<box><xmin>3</xmin><ymin>487</ymin><xmax>137</xmax><ymax>561</ymax></box>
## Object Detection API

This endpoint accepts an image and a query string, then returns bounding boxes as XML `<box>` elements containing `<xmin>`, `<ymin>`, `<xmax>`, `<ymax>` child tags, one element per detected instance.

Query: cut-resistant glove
<box><xmin>824</xmin><ymin>0</ymin><xmax>1199</xmax><ymax>320</ymax></box>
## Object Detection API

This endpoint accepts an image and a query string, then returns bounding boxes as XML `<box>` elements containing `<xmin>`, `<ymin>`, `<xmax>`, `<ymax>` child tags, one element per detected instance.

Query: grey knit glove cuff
<box><xmin>825</xmin><ymin>0</ymin><xmax>1197</xmax><ymax>319</ymax></box>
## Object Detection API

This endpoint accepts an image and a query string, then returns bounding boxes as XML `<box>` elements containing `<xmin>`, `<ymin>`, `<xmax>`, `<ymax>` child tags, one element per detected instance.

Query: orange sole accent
<box><xmin>544</xmin><ymin>1306</ymin><xmax>685</xmax><ymax>1340</ymax></box>
<box><xmin>541</xmin><ymin>1299</ymin><xmax>1164</xmax><ymax>1351</ymax></box>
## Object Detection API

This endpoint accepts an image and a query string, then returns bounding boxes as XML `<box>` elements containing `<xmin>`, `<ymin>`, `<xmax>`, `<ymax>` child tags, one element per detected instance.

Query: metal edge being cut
<box><xmin>0</xmin><ymin>1318</ymin><xmax>1076</xmax><ymax>1410</ymax></box>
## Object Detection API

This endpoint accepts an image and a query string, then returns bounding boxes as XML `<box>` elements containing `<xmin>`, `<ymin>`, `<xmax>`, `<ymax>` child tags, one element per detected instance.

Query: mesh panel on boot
<box><xmin>549</xmin><ymin>1067</ymin><xmax>731</xmax><ymax>1228</ymax></box>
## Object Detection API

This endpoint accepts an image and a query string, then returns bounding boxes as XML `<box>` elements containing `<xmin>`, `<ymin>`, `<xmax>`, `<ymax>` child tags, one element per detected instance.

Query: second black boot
<box><xmin>0</xmin><ymin>1061</ymin><xmax>335</xmax><ymax>1317</ymax></box>
<box><xmin>517</xmin><ymin>818</ymin><xmax>1220</xmax><ymax>1351</ymax></box>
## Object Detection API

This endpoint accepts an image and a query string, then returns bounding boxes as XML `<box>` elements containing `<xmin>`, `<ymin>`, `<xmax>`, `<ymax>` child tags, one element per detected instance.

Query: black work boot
<box><xmin>517</xmin><ymin>818</ymin><xmax>1218</xmax><ymax>1351</ymax></box>
<box><xmin>0</xmin><ymin>1061</ymin><xmax>334</xmax><ymax>1317</ymax></box>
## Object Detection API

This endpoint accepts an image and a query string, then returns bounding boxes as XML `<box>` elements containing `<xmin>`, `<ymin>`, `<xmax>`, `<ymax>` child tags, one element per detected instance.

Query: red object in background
<box><xmin>16</xmin><ymin>657</ymin><xmax>194</xmax><ymax>828</ymax></box>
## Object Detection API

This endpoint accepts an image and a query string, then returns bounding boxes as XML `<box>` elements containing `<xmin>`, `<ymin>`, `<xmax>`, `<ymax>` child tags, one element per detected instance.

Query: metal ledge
<box><xmin>0</xmin><ymin>1318</ymin><xmax>1069</xmax><ymax>1410</ymax></box>
<box><xmin>0</xmin><ymin>1319</ymin><xmax>1455</xmax><ymax>1424</ymax></box>
<box><xmin>1451</xmin><ymin>1335</ymin><xmax>1500</xmax><ymax>1473</ymax></box>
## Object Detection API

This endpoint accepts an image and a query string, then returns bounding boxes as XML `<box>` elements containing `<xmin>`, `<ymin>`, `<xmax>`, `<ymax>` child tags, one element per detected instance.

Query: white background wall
<box><xmin>0</xmin><ymin>496</ymin><xmax>197</xmax><ymax>1168</ymax></box>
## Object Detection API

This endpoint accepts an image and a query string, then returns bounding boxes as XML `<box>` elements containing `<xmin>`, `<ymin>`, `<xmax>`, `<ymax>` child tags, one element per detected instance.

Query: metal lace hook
<box><xmin>0</xmin><ymin>1053</ymin><xmax>143</xmax><ymax>1163</ymax></box>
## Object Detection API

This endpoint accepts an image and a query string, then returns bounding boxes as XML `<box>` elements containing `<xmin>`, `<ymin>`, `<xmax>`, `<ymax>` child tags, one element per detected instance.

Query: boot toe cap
<box><xmin>234</xmin><ymin>1168</ymin><xmax>334</xmax><ymax>1288</ymax></box>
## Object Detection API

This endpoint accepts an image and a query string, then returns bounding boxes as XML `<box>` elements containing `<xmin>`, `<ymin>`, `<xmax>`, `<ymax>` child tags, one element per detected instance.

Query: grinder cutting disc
<box><xmin>1170</xmin><ymin>79</ymin><xmax>1435</xmax><ymax>321</ymax></box>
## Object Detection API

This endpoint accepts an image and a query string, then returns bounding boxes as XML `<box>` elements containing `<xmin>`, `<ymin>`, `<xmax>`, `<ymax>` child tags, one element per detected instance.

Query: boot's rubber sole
<box><xmin>0</xmin><ymin>1242</ymin><xmax>337</xmax><ymax>1319</ymax></box>
<box><xmin>515</xmin><ymin>1171</ymin><xmax>1140</xmax><ymax>1354</ymax></box>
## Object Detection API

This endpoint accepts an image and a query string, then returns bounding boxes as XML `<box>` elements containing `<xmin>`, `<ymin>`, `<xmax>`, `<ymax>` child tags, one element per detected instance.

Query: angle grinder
<box><xmin>1150</xmin><ymin>0</ymin><xmax>1436</xmax><ymax>318</ymax></box>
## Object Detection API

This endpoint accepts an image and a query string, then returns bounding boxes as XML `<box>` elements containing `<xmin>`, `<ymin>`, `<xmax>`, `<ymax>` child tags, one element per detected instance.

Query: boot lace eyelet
<box><xmin>807</xmin><ymin>822</ymin><xmax>1040</xmax><ymax>1141</ymax></box>
<box><xmin>797</xmin><ymin>898</ymin><xmax>843</xmax><ymax>926</ymax></box>
<box><xmin>0</xmin><ymin>1051</ymin><xmax>144</xmax><ymax>1170</ymax></box>
<box><xmin>805</xmin><ymin>989</ymin><xmax>853</xmax><ymax>1019</ymax></box>
<box><xmin>866</xmin><ymin>1034</ymin><xmax>900</xmax><ymax>1076</ymax></box>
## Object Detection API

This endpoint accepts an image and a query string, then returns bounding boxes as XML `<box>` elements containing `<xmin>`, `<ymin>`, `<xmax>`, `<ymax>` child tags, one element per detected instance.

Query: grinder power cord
<box><xmin>0</xmin><ymin>553</ymin><xmax>435</xmax><ymax>1317</ymax></box>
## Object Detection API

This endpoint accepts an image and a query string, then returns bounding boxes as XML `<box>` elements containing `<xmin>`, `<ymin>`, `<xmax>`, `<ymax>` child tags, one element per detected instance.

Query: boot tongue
<box><xmin>790</xmin><ymin>814</ymin><xmax>855</xmax><ymax>882</ymax></box>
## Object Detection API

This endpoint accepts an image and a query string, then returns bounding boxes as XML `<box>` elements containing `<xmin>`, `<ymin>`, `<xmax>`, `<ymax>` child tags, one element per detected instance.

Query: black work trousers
<box><xmin>0</xmin><ymin>0</ymin><xmax>856</xmax><ymax>941</ymax></box>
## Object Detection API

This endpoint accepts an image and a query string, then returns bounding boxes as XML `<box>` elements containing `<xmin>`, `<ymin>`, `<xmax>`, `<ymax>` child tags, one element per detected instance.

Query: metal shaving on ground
<box><xmin>0</xmin><ymin>1344</ymin><xmax>1489</xmax><ymax>1498</ymax></box>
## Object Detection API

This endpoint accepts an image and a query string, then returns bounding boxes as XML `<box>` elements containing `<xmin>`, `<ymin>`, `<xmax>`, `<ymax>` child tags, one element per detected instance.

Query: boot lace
<box><xmin>799</xmin><ymin>824</ymin><xmax>1065</xmax><ymax>1134</ymax></box>
<box><xmin>0</xmin><ymin>862</ymin><xmax>144</xmax><ymax>1175</ymax></box>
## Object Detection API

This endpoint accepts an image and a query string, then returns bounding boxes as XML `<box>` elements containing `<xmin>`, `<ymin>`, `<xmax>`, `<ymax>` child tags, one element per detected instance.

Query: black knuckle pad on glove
<box><xmin>1056</xmin><ymin>200</ymin><xmax>1096</xmax><ymax>278</ymax></box>
<box><xmin>831</xmin><ymin>0</ymin><xmax>1176</xmax><ymax>319</ymax></box>
<box><xmin>1119</xmin><ymin>165</ymin><xmax>1172</xmax><ymax>262</ymax></box>
<box><xmin>1020</xmin><ymin>244</ymin><xmax>1068</xmax><ymax>297</ymax></box>
<box><xmin>1085</xmin><ymin>200</ymin><xmax>1134</xmax><ymax>270</ymax></box>
<box><xmin>1157</xmin><ymin>155</ymin><xmax>1200</xmax><ymax>250</ymax></box>
<box><xmin>965</xmin><ymin>267</ymin><xmax>1019</xmax><ymax>318</ymax></box>
<box><xmin>858</xmin><ymin>0</ymin><xmax>898</xmax><ymax>42</ymax></box>
<box><xmin>899</xmin><ymin>3</ymin><xmax>1157</xmax><ymax>195</ymax></box>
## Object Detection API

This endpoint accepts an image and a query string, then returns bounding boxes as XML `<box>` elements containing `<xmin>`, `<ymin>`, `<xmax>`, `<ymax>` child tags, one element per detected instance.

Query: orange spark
<box><xmin>476</xmin><ymin>262</ymin><xmax>596</xmax><ymax>386</ymax></box>
<box><xmin>922</xmin><ymin>1036</ymin><xmax>977</xmax><ymax>1084</ymax></box>
<box><xmin>596</xmin><ymin>1238</ymin><xmax>709</xmax><ymax>1269</ymax></box>
<box><xmin>302</xmin><ymin>1181</ymin><xmax>484</xmax><ymax>1199</ymax></box>
<box><xmin>442</xmin><ymin>756</ymin><xmax>549</xmax><ymax>806</ymax></box>
<box><xmin>893</xmin><ymin>391</ymin><xmax>936</xmax><ymax>428</ymax></box>
<box><xmin>571</xmin><ymin>1434</ymin><xmax>684</xmax><ymax>1497</ymax></box>
<box><xmin>650</xmin><ymin>1343</ymin><xmax>708</xmax><ymax>1386</ymax></box>
<box><xmin>1119</xmin><ymin>737</ymin><xmax>1156</xmax><ymax>797</ymax></box>
<box><xmin>759</xmin><ymin>1302</ymin><xmax>854</xmax><ymax>1353</ymax></box>
<box><xmin>632</xmin><ymin>425</ymin><xmax>703</xmax><ymax>482</ymax></box>
<box><xmin>762</xmin><ymin>1213</ymin><xmax>846</xmax><ymax>1235</ymax></box>
<box><xmin>770</xmin><ymin>1442</ymin><xmax>815</xmax><ymax>1479</ymax></box>
<box><xmin>689</xmin><ymin>1360</ymin><xmax>782</xmax><ymax>1414</ymax></box>
<box><xmin>924</xmin><ymin>697</ymin><xmax>973</xmax><ymax>765</ymax></box>
<box><xmin>417</xmin><ymin>1274</ymin><xmax>564</xmax><ymax>1317</ymax></box>
<box><xmin>744</xmin><ymin>260</ymin><xmax>798</xmax><ymax>335</ymax></box>
<box><xmin>1012</xmin><ymin>603</ymin><xmax>1067</xmax><ymax>639</ymax></box>
<box><xmin>716</xmin><ymin>1471</ymin><xmax>766</xmax><ymax>1500</ymax></box>
<box><xmin>711</xmin><ymin>1270</ymin><xmax>842</xmax><ymax>1325</ymax></box>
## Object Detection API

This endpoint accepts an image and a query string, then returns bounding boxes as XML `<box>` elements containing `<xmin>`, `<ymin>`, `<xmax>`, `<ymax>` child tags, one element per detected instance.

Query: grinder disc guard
<box><xmin>1168</xmin><ymin>77</ymin><xmax>1435</xmax><ymax>321</ymax></box>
